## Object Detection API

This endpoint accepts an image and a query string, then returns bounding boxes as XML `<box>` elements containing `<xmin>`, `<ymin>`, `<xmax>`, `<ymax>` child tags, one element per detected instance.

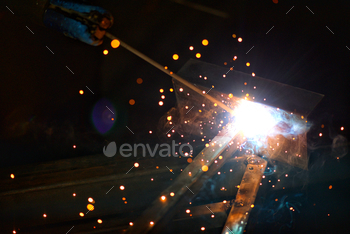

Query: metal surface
<box><xmin>222</xmin><ymin>155</ymin><xmax>267</xmax><ymax>234</ymax></box>
<box><xmin>177</xmin><ymin>59</ymin><xmax>324</xmax><ymax>117</ymax></box>
<box><xmin>127</xmin><ymin>124</ymin><xmax>241</xmax><ymax>233</ymax></box>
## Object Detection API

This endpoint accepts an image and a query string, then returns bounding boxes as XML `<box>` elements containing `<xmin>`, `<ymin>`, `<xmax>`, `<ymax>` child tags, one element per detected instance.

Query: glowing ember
<box><xmin>10</xmin><ymin>174</ymin><xmax>15</xmax><ymax>179</ymax></box>
<box><xmin>79</xmin><ymin>212</ymin><xmax>84</xmax><ymax>217</ymax></box>
<box><xmin>97</xmin><ymin>219</ymin><xmax>102</xmax><ymax>224</ymax></box>
<box><xmin>129</xmin><ymin>222</ymin><xmax>134</xmax><ymax>226</ymax></box>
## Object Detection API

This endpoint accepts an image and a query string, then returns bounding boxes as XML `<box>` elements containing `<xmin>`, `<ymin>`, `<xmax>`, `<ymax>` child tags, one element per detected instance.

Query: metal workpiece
<box><xmin>222</xmin><ymin>155</ymin><xmax>267</xmax><ymax>234</ymax></box>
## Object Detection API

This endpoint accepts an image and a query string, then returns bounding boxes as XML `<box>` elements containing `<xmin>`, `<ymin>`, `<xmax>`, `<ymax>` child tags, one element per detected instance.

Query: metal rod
<box><xmin>104</xmin><ymin>32</ymin><xmax>235</xmax><ymax>115</ymax></box>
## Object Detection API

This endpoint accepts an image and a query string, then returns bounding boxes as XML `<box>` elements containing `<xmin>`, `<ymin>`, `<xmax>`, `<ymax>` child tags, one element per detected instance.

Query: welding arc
<box><xmin>105</xmin><ymin>32</ymin><xmax>234</xmax><ymax>115</ymax></box>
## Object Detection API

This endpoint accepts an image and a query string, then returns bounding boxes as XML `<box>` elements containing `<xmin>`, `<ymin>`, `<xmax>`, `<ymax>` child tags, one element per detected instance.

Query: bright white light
<box><xmin>234</xmin><ymin>100</ymin><xmax>276</xmax><ymax>138</ymax></box>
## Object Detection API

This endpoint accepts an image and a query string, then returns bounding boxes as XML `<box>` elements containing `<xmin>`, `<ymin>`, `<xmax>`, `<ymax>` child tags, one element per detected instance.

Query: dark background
<box><xmin>1</xmin><ymin>0</ymin><xmax>350</xmax><ymax>233</ymax></box>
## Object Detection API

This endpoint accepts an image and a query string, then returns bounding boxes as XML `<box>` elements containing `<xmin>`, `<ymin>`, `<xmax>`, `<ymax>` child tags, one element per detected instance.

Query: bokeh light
<box><xmin>238</xmin><ymin>37</ymin><xmax>243</xmax><ymax>42</ymax></box>
<box><xmin>173</xmin><ymin>54</ymin><xmax>179</xmax><ymax>60</ymax></box>
<box><xmin>196</xmin><ymin>53</ymin><xmax>201</xmax><ymax>58</ymax></box>
<box><xmin>120</xmin><ymin>185</ymin><xmax>125</xmax><ymax>190</ymax></box>
<box><xmin>92</xmin><ymin>98</ymin><xmax>116</xmax><ymax>134</ymax></box>
<box><xmin>103</xmin><ymin>50</ymin><xmax>108</xmax><ymax>55</ymax></box>
<box><xmin>79</xmin><ymin>90</ymin><xmax>84</xmax><ymax>95</ymax></box>
<box><xmin>97</xmin><ymin>219</ymin><xmax>102</xmax><ymax>224</ymax></box>
<box><xmin>202</xmin><ymin>165</ymin><xmax>209</xmax><ymax>172</ymax></box>
<box><xmin>111</xmin><ymin>39</ymin><xmax>120</xmax><ymax>48</ymax></box>
<box><xmin>246</xmin><ymin>62</ymin><xmax>250</xmax><ymax>66</ymax></box>
<box><xmin>160</xmin><ymin>89</ymin><xmax>164</xmax><ymax>93</ymax></box>
<box><xmin>134</xmin><ymin>162</ymin><xmax>139</xmax><ymax>167</ymax></box>
<box><xmin>159</xmin><ymin>101</ymin><xmax>164</xmax><ymax>106</ymax></box>
<box><xmin>129</xmin><ymin>99</ymin><xmax>135</xmax><ymax>105</ymax></box>
<box><xmin>202</xmin><ymin>39</ymin><xmax>209</xmax><ymax>46</ymax></box>
<box><xmin>136</xmin><ymin>78</ymin><xmax>143</xmax><ymax>84</ymax></box>
<box><xmin>189</xmin><ymin>46</ymin><xmax>194</xmax><ymax>50</ymax></box>
<box><xmin>87</xmin><ymin>204</ymin><xmax>94</xmax><ymax>211</ymax></box>
<box><xmin>10</xmin><ymin>174</ymin><xmax>15</xmax><ymax>179</ymax></box>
